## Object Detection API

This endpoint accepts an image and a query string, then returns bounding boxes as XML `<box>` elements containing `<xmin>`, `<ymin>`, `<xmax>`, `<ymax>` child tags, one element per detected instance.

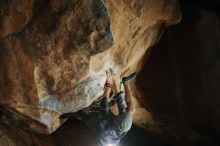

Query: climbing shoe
<box><xmin>121</xmin><ymin>72</ymin><xmax>137</xmax><ymax>83</ymax></box>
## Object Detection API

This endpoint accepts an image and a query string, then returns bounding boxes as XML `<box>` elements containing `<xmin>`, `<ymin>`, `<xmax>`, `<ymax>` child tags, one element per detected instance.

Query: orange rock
<box><xmin>0</xmin><ymin>0</ymin><xmax>181</xmax><ymax>133</ymax></box>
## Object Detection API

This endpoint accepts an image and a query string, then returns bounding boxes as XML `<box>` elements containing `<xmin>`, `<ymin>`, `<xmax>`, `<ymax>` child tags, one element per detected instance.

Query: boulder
<box><xmin>0</xmin><ymin>0</ymin><xmax>181</xmax><ymax>133</ymax></box>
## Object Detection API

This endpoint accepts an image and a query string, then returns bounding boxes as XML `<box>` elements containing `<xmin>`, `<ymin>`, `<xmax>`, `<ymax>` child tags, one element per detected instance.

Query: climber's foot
<box><xmin>121</xmin><ymin>72</ymin><xmax>137</xmax><ymax>83</ymax></box>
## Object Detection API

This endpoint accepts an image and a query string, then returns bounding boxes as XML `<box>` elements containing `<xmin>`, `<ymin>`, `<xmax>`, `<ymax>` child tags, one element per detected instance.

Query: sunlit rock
<box><xmin>0</xmin><ymin>0</ymin><xmax>181</xmax><ymax>133</ymax></box>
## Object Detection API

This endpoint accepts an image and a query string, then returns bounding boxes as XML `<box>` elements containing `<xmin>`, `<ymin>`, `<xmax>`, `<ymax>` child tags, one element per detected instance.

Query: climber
<box><xmin>98</xmin><ymin>69</ymin><xmax>136</xmax><ymax>146</ymax></box>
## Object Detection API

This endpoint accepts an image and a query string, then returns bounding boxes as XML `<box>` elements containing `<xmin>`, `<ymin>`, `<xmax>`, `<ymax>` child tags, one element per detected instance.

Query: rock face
<box><xmin>0</xmin><ymin>0</ymin><xmax>181</xmax><ymax>133</ymax></box>
<box><xmin>137</xmin><ymin>5</ymin><xmax>220</xmax><ymax>140</ymax></box>
<box><xmin>0</xmin><ymin>129</ymin><xmax>16</xmax><ymax>146</ymax></box>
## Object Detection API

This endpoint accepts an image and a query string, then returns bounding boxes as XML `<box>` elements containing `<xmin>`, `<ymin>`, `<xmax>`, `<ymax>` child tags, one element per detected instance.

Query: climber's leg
<box><xmin>113</xmin><ymin>92</ymin><xmax>127</xmax><ymax>114</ymax></box>
<box><xmin>123</xmin><ymin>81</ymin><xmax>135</xmax><ymax>113</ymax></box>
<box><xmin>112</xmin><ymin>74</ymin><xmax>126</xmax><ymax>114</ymax></box>
<box><xmin>99</xmin><ymin>69</ymin><xmax>113</xmax><ymax>130</ymax></box>
<box><xmin>99</xmin><ymin>96</ymin><xmax>109</xmax><ymax>120</ymax></box>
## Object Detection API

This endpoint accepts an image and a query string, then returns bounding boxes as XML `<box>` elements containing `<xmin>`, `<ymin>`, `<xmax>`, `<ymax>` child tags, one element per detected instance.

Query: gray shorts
<box><xmin>99</xmin><ymin>92</ymin><xmax>132</xmax><ymax>132</ymax></box>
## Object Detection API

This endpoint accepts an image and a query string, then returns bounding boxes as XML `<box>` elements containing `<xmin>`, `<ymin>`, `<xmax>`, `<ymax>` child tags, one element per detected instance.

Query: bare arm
<box><xmin>124</xmin><ymin>81</ymin><xmax>135</xmax><ymax>113</ymax></box>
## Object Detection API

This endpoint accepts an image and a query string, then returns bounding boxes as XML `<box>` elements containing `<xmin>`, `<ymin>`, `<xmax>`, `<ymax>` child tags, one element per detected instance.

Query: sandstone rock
<box><xmin>0</xmin><ymin>0</ymin><xmax>43</xmax><ymax>39</ymax></box>
<box><xmin>0</xmin><ymin>129</ymin><xmax>16</xmax><ymax>146</ymax></box>
<box><xmin>0</xmin><ymin>0</ymin><xmax>181</xmax><ymax>133</ymax></box>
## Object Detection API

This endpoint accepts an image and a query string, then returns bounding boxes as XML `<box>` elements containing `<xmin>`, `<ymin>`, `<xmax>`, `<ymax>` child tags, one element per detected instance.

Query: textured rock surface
<box><xmin>0</xmin><ymin>129</ymin><xmax>16</xmax><ymax>146</ymax></box>
<box><xmin>138</xmin><ymin>6</ymin><xmax>220</xmax><ymax>141</ymax></box>
<box><xmin>0</xmin><ymin>0</ymin><xmax>181</xmax><ymax>133</ymax></box>
<box><xmin>0</xmin><ymin>0</ymin><xmax>38</xmax><ymax>39</ymax></box>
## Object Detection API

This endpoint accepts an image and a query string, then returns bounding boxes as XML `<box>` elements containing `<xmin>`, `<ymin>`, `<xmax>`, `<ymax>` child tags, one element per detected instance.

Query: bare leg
<box><xmin>109</xmin><ymin>68</ymin><xmax>121</xmax><ymax>95</ymax></box>
<box><xmin>123</xmin><ymin>81</ymin><xmax>135</xmax><ymax>113</ymax></box>
<box><xmin>111</xmin><ymin>75</ymin><xmax>126</xmax><ymax>114</ymax></box>
<box><xmin>99</xmin><ymin>70</ymin><xmax>113</xmax><ymax>126</ymax></box>
<box><xmin>103</xmin><ymin>86</ymin><xmax>111</xmax><ymax>98</ymax></box>
<box><xmin>113</xmin><ymin>76</ymin><xmax>121</xmax><ymax>94</ymax></box>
